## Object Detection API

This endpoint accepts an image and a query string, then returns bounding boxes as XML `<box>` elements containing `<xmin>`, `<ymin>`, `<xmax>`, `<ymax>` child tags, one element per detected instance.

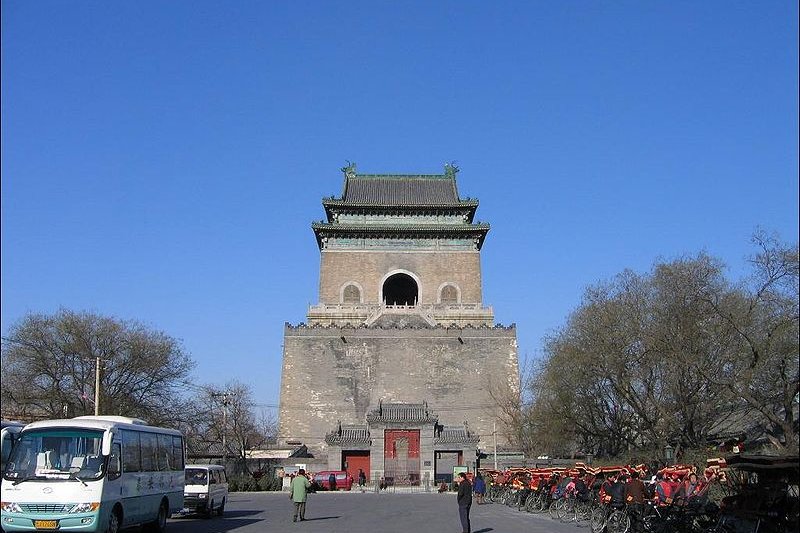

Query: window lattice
<box><xmin>343</xmin><ymin>284</ymin><xmax>361</xmax><ymax>303</ymax></box>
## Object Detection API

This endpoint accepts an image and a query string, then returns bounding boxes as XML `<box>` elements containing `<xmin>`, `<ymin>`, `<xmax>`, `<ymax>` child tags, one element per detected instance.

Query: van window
<box><xmin>186</xmin><ymin>468</ymin><xmax>208</xmax><ymax>485</ymax></box>
<box><xmin>219</xmin><ymin>469</ymin><xmax>227</xmax><ymax>483</ymax></box>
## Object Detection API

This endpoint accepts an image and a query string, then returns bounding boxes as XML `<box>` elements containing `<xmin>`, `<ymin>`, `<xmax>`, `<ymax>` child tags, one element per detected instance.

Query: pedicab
<box><xmin>711</xmin><ymin>453</ymin><xmax>799</xmax><ymax>533</ymax></box>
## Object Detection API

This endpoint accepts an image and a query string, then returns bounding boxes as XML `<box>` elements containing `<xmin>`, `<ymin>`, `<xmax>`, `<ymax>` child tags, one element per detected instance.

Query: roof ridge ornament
<box><xmin>341</xmin><ymin>160</ymin><xmax>357</xmax><ymax>180</ymax></box>
<box><xmin>444</xmin><ymin>161</ymin><xmax>459</xmax><ymax>178</ymax></box>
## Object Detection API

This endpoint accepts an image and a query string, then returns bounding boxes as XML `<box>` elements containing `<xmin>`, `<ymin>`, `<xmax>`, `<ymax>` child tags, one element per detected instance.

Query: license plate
<box><xmin>34</xmin><ymin>520</ymin><xmax>59</xmax><ymax>530</ymax></box>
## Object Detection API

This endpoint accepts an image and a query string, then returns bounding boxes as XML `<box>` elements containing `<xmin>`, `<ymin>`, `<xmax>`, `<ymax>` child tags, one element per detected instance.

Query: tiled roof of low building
<box><xmin>434</xmin><ymin>426</ymin><xmax>481</xmax><ymax>445</ymax></box>
<box><xmin>366</xmin><ymin>401</ymin><xmax>439</xmax><ymax>424</ymax></box>
<box><xmin>325</xmin><ymin>423</ymin><xmax>371</xmax><ymax>446</ymax></box>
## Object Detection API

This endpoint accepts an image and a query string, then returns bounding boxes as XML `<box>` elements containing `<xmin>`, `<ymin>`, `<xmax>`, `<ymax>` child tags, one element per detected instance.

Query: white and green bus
<box><xmin>0</xmin><ymin>416</ymin><xmax>184</xmax><ymax>533</ymax></box>
<box><xmin>1</xmin><ymin>420</ymin><xmax>26</xmax><ymax>473</ymax></box>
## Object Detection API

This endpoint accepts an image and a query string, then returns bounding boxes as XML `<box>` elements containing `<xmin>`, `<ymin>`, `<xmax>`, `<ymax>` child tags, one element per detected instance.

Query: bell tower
<box><xmin>278</xmin><ymin>163</ymin><xmax>520</xmax><ymax>459</ymax></box>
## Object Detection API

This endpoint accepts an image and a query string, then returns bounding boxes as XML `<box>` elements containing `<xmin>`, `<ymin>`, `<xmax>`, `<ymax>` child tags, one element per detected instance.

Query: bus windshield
<box><xmin>3</xmin><ymin>428</ymin><xmax>105</xmax><ymax>482</ymax></box>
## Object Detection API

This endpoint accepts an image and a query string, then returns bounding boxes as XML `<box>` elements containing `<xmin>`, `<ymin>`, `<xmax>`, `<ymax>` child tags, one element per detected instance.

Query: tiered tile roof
<box><xmin>314</xmin><ymin>163</ymin><xmax>488</xmax><ymax>249</ymax></box>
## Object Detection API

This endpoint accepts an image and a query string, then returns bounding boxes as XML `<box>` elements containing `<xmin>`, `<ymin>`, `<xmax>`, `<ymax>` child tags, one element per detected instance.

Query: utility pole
<box><xmin>493</xmin><ymin>421</ymin><xmax>497</xmax><ymax>470</ymax></box>
<box><xmin>211</xmin><ymin>392</ymin><xmax>231</xmax><ymax>468</ymax></box>
<box><xmin>94</xmin><ymin>356</ymin><xmax>101</xmax><ymax>416</ymax></box>
<box><xmin>83</xmin><ymin>355</ymin><xmax>106</xmax><ymax>416</ymax></box>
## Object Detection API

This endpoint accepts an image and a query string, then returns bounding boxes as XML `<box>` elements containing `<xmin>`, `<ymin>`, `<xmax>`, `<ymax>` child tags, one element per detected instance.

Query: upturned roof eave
<box><xmin>322</xmin><ymin>199</ymin><xmax>479</xmax><ymax>223</ymax></box>
<box><xmin>311</xmin><ymin>222</ymin><xmax>490</xmax><ymax>232</ymax></box>
<box><xmin>311</xmin><ymin>223</ymin><xmax>489</xmax><ymax>250</ymax></box>
<box><xmin>322</xmin><ymin>197</ymin><xmax>479</xmax><ymax>207</ymax></box>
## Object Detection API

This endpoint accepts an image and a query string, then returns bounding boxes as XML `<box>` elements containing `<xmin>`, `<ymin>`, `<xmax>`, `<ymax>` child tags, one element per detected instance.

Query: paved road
<box><xmin>166</xmin><ymin>491</ymin><xmax>590</xmax><ymax>533</ymax></box>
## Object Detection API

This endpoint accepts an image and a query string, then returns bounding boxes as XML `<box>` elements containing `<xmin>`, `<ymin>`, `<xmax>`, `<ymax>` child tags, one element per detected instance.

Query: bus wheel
<box><xmin>144</xmin><ymin>501</ymin><xmax>168</xmax><ymax>533</ymax></box>
<box><xmin>105</xmin><ymin>507</ymin><xmax>121</xmax><ymax>533</ymax></box>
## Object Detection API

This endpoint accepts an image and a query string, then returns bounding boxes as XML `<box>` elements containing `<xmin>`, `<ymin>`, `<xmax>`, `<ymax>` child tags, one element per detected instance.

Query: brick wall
<box><xmin>318</xmin><ymin>250</ymin><xmax>483</xmax><ymax>304</ymax></box>
<box><xmin>277</xmin><ymin>323</ymin><xmax>519</xmax><ymax>453</ymax></box>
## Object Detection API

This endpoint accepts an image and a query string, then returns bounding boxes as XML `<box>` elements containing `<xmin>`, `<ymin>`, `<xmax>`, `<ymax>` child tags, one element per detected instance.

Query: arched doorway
<box><xmin>383</xmin><ymin>273</ymin><xmax>418</xmax><ymax>306</ymax></box>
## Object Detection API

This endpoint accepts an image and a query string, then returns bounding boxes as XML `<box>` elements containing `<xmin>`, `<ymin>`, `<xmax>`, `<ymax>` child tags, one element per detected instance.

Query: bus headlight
<box><xmin>198</xmin><ymin>493</ymin><xmax>207</xmax><ymax>499</ymax></box>
<box><xmin>70</xmin><ymin>503</ymin><xmax>100</xmax><ymax>513</ymax></box>
<box><xmin>1</xmin><ymin>502</ymin><xmax>22</xmax><ymax>513</ymax></box>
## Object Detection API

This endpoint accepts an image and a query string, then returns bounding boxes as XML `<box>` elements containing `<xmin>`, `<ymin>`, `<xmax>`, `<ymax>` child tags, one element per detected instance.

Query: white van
<box><xmin>182</xmin><ymin>464</ymin><xmax>228</xmax><ymax>517</ymax></box>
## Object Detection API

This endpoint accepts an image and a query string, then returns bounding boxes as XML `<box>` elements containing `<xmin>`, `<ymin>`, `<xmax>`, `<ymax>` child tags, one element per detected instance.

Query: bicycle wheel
<box><xmin>517</xmin><ymin>492</ymin><xmax>528</xmax><ymax>511</ymax></box>
<box><xmin>535</xmin><ymin>494</ymin><xmax>549</xmax><ymax>513</ymax></box>
<box><xmin>513</xmin><ymin>491</ymin><xmax>522</xmax><ymax>508</ymax></box>
<box><xmin>531</xmin><ymin>493</ymin><xmax>546</xmax><ymax>513</ymax></box>
<box><xmin>590</xmin><ymin>507</ymin><xmax>608</xmax><ymax>533</ymax></box>
<box><xmin>548</xmin><ymin>499</ymin><xmax>563</xmax><ymax>520</ymax></box>
<box><xmin>526</xmin><ymin>493</ymin><xmax>543</xmax><ymax>513</ymax></box>
<box><xmin>641</xmin><ymin>506</ymin><xmax>668</xmax><ymax>533</ymax></box>
<box><xmin>607</xmin><ymin>510</ymin><xmax>631</xmax><ymax>533</ymax></box>
<box><xmin>523</xmin><ymin>493</ymin><xmax>537</xmax><ymax>512</ymax></box>
<box><xmin>558</xmin><ymin>498</ymin><xmax>575</xmax><ymax>522</ymax></box>
<box><xmin>576</xmin><ymin>500</ymin><xmax>594</xmax><ymax>522</ymax></box>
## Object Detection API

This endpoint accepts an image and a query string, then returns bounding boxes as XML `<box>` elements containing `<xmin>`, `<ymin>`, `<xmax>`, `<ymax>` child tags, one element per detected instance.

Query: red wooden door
<box><xmin>343</xmin><ymin>451</ymin><xmax>371</xmax><ymax>481</ymax></box>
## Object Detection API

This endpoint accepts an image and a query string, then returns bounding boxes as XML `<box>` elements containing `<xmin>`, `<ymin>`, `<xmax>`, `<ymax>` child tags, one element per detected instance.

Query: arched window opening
<box><xmin>440</xmin><ymin>285</ymin><xmax>458</xmax><ymax>304</ymax></box>
<box><xmin>343</xmin><ymin>284</ymin><xmax>361</xmax><ymax>304</ymax></box>
<box><xmin>383</xmin><ymin>274</ymin><xmax>418</xmax><ymax>306</ymax></box>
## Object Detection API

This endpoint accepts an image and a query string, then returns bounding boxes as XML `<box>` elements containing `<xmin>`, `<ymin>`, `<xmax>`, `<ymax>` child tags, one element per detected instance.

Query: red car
<box><xmin>313</xmin><ymin>470</ymin><xmax>353</xmax><ymax>491</ymax></box>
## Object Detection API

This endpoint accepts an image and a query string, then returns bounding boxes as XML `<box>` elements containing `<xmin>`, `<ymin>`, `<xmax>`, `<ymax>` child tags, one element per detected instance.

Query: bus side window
<box><xmin>122</xmin><ymin>430</ymin><xmax>141</xmax><ymax>472</ymax></box>
<box><xmin>157</xmin><ymin>434</ymin><xmax>172</xmax><ymax>471</ymax></box>
<box><xmin>108</xmin><ymin>443</ymin><xmax>121</xmax><ymax>479</ymax></box>
<box><xmin>171</xmin><ymin>436</ymin><xmax>184</xmax><ymax>471</ymax></box>
<box><xmin>140</xmin><ymin>433</ymin><xmax>157</xmax><ymax>471</ymax></box>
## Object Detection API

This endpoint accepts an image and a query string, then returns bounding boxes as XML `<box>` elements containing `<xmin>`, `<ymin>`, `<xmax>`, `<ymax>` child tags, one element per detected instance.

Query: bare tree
<box><xmin>1</xmin><ymin>309</ymin><xmax>194</xmax><ymax>426</ymax></box>
<box><xmin>519</xmin><ymin>243</ymin><xmax>798</xmax><ymax>459</ymax></box>
<box><xmin>181</xmin><ymin>381</ymin><xmax>276</xmax><ymax>475</ymax></box>
<box><xmin>699</xmin><ymin>231</ymin><xmax>799</xmax><ymax>452</ymax></box>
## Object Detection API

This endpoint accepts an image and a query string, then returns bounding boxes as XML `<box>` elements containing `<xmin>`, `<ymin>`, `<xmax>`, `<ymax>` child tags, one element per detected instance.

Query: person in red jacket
<box><xmin>654</xmin><ymin>472</ymin><xmax>674</xmax><ymax>506</ymax></box>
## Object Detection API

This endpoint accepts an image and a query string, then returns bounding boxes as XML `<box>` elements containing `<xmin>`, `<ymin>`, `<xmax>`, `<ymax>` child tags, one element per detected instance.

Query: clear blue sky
<box><xmin>3</xmin><ymin>1</ymin><xmax>798</xmax><ymax>413</ymax></box>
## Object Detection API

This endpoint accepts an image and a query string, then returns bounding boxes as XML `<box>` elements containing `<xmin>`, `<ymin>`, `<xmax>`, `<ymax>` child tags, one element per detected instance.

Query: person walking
<box><xmin>456</xmin><ymin>472</ymin><xmax>472</xmax><ymax>533</ymax></box>
<box><xmin>290</xmin><ymin>469</ymin><xmax>312</xmax><ymax>522</ymax></box>
<box><xmin>358</xmin><ymin>469</ymin><xmax>367</xmax><ymax>492</ymax></box>
<box><xmin>473</xmin><ymin>473</ymin><xmax>486</xmax><ymax>504</ymax></box>
<box><xmin>328</xmin><ymin>472</ymin><xmax>337</xmax><ymax>491</ymax></box>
